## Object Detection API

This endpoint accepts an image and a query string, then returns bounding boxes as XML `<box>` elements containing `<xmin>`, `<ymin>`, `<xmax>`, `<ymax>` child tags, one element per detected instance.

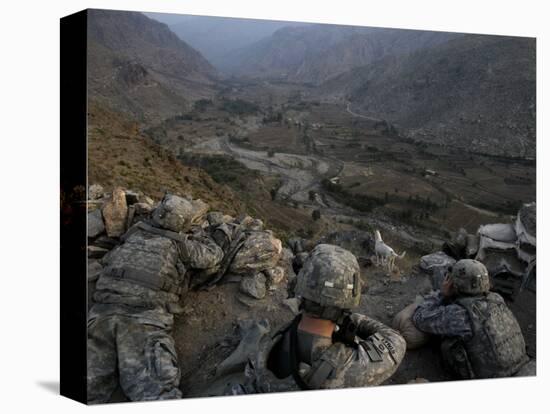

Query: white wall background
<box><xmin>0</xmin><ymin>0</ymin><xmax>546</xmax><ymax>412</ymax></box>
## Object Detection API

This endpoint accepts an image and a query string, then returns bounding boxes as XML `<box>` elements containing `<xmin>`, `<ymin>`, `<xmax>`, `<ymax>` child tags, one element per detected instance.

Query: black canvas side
<box><xmin>60</xmin><ymin>9</ymin><xmax>88</xmax><ymax>404</ymax></box>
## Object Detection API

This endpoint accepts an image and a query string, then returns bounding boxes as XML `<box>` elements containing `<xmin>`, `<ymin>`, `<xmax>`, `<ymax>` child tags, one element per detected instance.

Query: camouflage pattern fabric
<box><xmin>89</xmin><ymin>224</ymin><xmax>194</xmax><ymax>403</ymax></box>
<box><xmin>295</xmin><ymin>244</ymin><xmax>361</xmax><ymax>311</ymax></box>
<box><xmin>454</xmin><ymin>292</ymin><xmax>528</xmax><ymax>378</ymax></box>
<box><xmin>313</xmin><ymin>314</ymin><xmax>406</xmax><ymax>388</ymax></box>
<box><xmin>179</xmin><ymin>232</ymin><xmax>224</xmax><ymax>270</ymax></box>
<box><xmin>413</xmin><ymin>291</ymin><xmax>528</xmax><ymax>378</ymax></box>
<box><xmin>87</xmin><ymin>305</ymin><xmax>181</xmax><ymax>403</ymax></box>
<box><xmin>96</xmin><ymin>227</ymin><xmax>187</xmax><ymax>310</ymax></box>
<box><xmin>412</xmin><ymin>292</ymin><xmax>473</xmax><ymax>339</ymax></box>
<box><xmin>229</xmin><ymin>230</ymin><xmax>282</xmax><ymax>275</ymax></box>
<box><xmin>240</xmin><ymin>313</ymin><xmax>406</xmax><ymax>392</ymax></box>
<box><xmin>151</xmin><ymin>194</ymin><xmax>208</xmax><ymax>233</ymax></box>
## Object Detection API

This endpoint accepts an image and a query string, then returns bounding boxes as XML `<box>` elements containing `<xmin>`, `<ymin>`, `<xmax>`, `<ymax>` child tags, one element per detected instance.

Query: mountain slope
<box><xmin>225</xmin><ymin>24</ymin><xmax>460</xmax><ymax>84</ymax></box>
<box><xmin>87</xmin><ymin>99</ymin><xmax>243</xmax><ymax>213</ymax></box>
<box><xmin>167</xmin><ymin>15</ymin><xmax>299</xmax><ymax>72</ymax></box>
<box><xmin>87</xmin><ymin>9</ymin><xmax>218</xmax><ymax>123</ymax></box>
<box><xmin>323</xmin><ymin>34</ymin><xmax>536</xmax><ymax>157</ymax></box>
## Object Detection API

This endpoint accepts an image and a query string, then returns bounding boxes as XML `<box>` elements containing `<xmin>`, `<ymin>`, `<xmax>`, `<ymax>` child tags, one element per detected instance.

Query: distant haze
<box><xmin>145</xmin><ymin>12</ymin><xmax>307</xmax><ymax>72</ymax></box>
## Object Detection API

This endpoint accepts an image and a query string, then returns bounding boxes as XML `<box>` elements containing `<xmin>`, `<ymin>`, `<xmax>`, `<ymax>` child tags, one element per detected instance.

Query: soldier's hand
<box><xmin>441</xmin><ymin>274</ymin><xmax>454</xmax><ymax>298</ymax></box>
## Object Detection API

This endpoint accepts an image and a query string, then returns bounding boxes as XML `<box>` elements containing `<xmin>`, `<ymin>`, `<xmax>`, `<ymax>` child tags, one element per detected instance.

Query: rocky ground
<box><xmin>87</xmin><ymin>187</ymin><xmax>536</xmax><ymax>402</ymax></box>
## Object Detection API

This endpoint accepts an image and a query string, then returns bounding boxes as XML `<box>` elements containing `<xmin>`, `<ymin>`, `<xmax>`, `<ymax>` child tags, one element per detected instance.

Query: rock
<box><xmin>88</xmin><ymin>184</ymin><xmax>104</xmax><ymax>200</ymax></box>
<box><xmin>133</xmin><ymin>202</ymin><xmax>154</xmax><ymax>216</ymax></box>
<box><xmin>239</xmin><ymin>273</ymin><xmax>267</xmax><ymax>299</ymax></box>
<box><xmin>93</xmin><ymin>236</ymin><xmax>119</xmax><ymax>250</ymax></box>
<box><xmin>207</xmin><ymin>211</ymin><xmax>225</xmax><ymax>226</ymax></box>
<box><xmin>283</xmin><ymin>297</ymin><xmax>301</xmax><ymax>315</ymax></box>
<box><xmin>126</xmin><ymin>205</ymin><xmax>136</xmax><ymax>229</ymax></box>
<box><xmin>102</xmin><ymin>187</ymin><xmax>128</xmax><ymax>237</ymax></box>
<box><xmin>139</xmin><ymin>195</ymin><xmax>155</xmax><ymax>206</ymax></box>
<box><xmin>88</xmin><ymin>260</ymin><xmax>103</xmax><ymax>282</ymax></box>
<box><xmin>124</xmin><ymin>190</ymin><xmax>140</xmax><ymax>205</ymax></box>
<box><xmin>87</xmin><ymin>209</ymin><xmax>105</xmax><ymax>239</ymax></box>
<box><xmin>87</xmin><ymin>245</ymin><xmax>109</xmax><ymax>259</ymax></box>
<box><xmin>235</xmin><ymin>214</ymin><xmax>264</xmax><ymax>231</ymax></box>
<box><xmin>87</xmin><ymin>200</ymin><xmax>104</xmax><ymax>212</ymax></box>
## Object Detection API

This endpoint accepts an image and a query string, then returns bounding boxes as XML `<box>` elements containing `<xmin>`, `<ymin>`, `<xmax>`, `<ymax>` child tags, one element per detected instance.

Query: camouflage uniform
<box><xmin>228</xmin><ymin>244</ymin><xmax>406</xmax><ymax>393</ymax></box>
<box><xmin>413</xmin><ymin>259</ymin><xmax>528</xmax><ymax>379</ymax></box>
<box><xmin>87</xmin><ymin>224</ymin><xmax>191</xmax><ymax>403</ymax></box>
<box><xmin>412</xmin><ymin>292</ymin><xmax>473</xmax><ymax>339</ymax></box>
<box><xmin>87</xmin><ymin>195</ymin><xmax>223</xmax><ymax>403</ymax></box>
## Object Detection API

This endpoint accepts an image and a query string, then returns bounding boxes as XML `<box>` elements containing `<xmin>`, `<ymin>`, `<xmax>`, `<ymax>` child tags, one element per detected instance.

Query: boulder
<box><xmin>207</xmin><ymin>211</ymin><xmax>225</xmax><ymax>226</ymax></box>
<box><xmin>87</xmin><ymin>209</ymin><xmax>105</xmax><ymax>239</ymax></box>
<box><xmin>101</xmin><ymin>187</ymin><xmax>128</xmax><ymax>237</ymax></box>
<box><xmin>87</xmin><ymin>245</ymin><xmax>109</xmax><ymax>259</ymax></box>
<box><xmin>239</xmin><ymin>273</ymin><xmax>267</xmax><ymax>299</ymax></box>
<box><xmin>92</xmin><ymin>236</ymin><xmax>119</xmax><ymax>250</ymax></box>
<box><xmin>126</xmin><ymin>205</ymin><xmax>136</xmax><ymax>229</ymax></box>
<box><xmin>139</xmin><ymin>195</ymin><xmax>155</xmax><ymax>206</ymax></box>
<box><xmin>134</xmin><ymin>202</ymin><xmax>154</xmax><ymax>215</ymax></box>
<box><xmin>124</xmin><ymin>190</ymin><xmax>140</xmax><ymax>205</ymax></box>
<box><xmin>88</xmin><ymin>184</ymin><xmax>104</xmax><ymax>200</ymax></box>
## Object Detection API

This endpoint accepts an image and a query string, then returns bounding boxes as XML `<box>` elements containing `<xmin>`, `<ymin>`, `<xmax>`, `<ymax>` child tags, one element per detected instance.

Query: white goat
<box><xmin>374</xmin><ymin>230</ymin><xmax>406</xmax><ymax>273</ymax></box>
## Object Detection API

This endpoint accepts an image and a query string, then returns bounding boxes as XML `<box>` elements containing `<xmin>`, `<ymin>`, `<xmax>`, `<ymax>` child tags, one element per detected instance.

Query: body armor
<box><xmin>455</xmin><ymin>292</ymin><xmax>528</xmax><ymax>378</ymax></box>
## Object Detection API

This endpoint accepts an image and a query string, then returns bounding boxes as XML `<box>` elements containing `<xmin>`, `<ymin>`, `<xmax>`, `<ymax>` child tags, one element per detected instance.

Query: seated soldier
<box><xmin>231</xmin><ymin>244</ymin><xmax>406</xmax><ymax>393</ymax></box>
<box><xmin>412</xmin><ymin>259</ymin><xmax>529</xmax><ymax>379</ymax></box>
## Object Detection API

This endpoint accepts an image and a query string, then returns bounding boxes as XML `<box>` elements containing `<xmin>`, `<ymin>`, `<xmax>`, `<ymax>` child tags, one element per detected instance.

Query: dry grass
<box><xmin>87</xmin><ymin>100</ymin><xmax>243</xmax><ymax>214</ymax></box>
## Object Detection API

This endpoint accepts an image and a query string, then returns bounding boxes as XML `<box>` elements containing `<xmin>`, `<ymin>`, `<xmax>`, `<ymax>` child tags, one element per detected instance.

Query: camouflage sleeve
<box><xmin>311</xmin><ymin>314</ymin><xmax>406</xmax><ymax>389</ymax></box>
<box><xmin>412</xmin><ymin>293</ymin><xmax>473</xmax><ymax>339</ymax></box>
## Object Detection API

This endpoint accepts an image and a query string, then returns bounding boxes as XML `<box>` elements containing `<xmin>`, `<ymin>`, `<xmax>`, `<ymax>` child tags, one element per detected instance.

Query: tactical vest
<box><xmin>456</xmin><ymin>293</ymin><xmax>528</xmax><ymax>378</ymax></box>
<box><xmin>100</xmin><ymin>223</ymin><xmax>187</xmax><ymax>296</ymax></box>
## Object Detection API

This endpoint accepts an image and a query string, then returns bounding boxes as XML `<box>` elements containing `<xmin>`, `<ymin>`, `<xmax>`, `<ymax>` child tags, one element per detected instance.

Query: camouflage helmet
<box><xmin>450</xmin><ymin>259</ymin><xmax>490</xmax><ymax>295</ymax></box>
<box><xmin>295</xmin><ymin>244</ymin><xmax>361</xmax><ymax>315</ymax></box>
<box><xmin>151</xmin><ymin>194</ymin><xmax>209</xmax><ymax>233</ymax></box>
